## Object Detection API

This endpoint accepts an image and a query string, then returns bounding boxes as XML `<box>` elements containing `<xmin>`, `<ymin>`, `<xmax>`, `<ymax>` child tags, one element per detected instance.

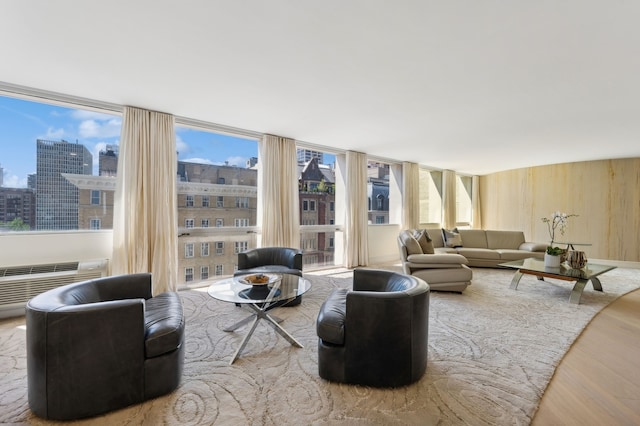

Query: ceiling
<box><xmin>2</xmin><ymin>1</ymin><xmax>639</xmax><ymax>175</ymax></box>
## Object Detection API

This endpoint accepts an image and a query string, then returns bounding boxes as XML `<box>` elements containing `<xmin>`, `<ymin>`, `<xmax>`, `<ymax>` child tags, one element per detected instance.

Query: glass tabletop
<box><xmin>207</xmin><ymin>273</ymin><xmax>311</xmax><ymax>304</ymax></box>
<box><xmin>499</xmin><ymin>258</ymin><xmax>616</xmax><ymax>280</ymax></box>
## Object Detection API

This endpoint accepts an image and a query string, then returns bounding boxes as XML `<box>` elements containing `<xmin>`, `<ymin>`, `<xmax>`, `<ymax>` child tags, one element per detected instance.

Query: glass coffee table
<box><xmin>208</xmin><ymin>273</ymin><xmax>311</xmax><ymax>364</ymax></box>
<box><xmin>499</xmin><ymin>258</ymin><xmax>616</xmax><ymax>304</ymax></box>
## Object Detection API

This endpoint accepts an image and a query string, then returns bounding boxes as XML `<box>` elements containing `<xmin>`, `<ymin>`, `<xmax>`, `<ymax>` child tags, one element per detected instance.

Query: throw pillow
<box><xmin>442</xmin><ymin>229</ymin><xmax>463</xmax><ymax>248</ymax></box>
<box><xmin>412</xmin><ymin>229</ymin><xmax>435</xmax><ymax>254</ymax></box>
<box><xmin>400</xmin><ymin>231</ymin><xmax>423</xmax><ymax>255</ymax></box>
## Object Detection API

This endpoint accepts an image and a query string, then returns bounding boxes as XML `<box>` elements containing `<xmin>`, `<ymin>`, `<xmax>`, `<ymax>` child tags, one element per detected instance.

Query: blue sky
<box><xmin>0</xmin><ymin>94</ymin><xmax>259</xmax><ymax>188</ymax></box>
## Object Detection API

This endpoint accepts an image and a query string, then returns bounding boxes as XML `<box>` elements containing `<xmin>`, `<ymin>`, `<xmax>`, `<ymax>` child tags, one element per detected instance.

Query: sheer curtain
<box><xmin>402</xmin><ymin>162</ymin><xmax>419</xmax><ymax>230</ymax></box>
<box><xmin>345</xmin><ymin>151</ymin><xmax>369</xmax><ymax>268</ymax></box>
<box><xmin>442</xmin><ymin>169</ymin><xmax>457</xmax><ymax>230</ymax></box>
<box><xmin>112</xmin><ymin>106</ymin><xmax>178</xmax><ymax>294</ymax></box>
<box><xmin>258</xmin><ymin>134</ymin><xmax>300</xmax><ymax>247</ymax></box>
<box><xmin>472</xmin><ymin>175</ymin><xmax>482</xmax><ymax>229</ymax></box>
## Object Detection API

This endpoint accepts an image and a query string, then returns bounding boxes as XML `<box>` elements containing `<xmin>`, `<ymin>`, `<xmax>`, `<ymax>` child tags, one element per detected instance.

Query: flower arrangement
<box><xmin>541</xmin><ymin>211</ymin><xmax>578</xmax><ymax>255</ymax></box>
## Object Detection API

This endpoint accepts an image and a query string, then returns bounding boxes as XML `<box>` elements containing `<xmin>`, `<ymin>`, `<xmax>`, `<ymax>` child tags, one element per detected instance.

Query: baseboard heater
<box><xmin>0</xmin><ymin>259</ymin><xmax>109</xmax><ymax>319</ymax></box>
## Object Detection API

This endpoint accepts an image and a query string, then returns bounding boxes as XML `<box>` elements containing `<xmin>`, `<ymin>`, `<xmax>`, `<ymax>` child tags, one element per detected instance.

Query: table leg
<box><xmin>569</xmin><ymin>279</ymin><xmax>588</xmax><ymax>304</ymax></box>
<box><xmin>509</xmin><ymin>270</ymin><xmax>524</xmax><ymax>290</ymax></box>
<box><xmin>228</xmin><ymin>315</ymin><xmax>261</xmax><ymax>365</ymax></box>
<box><xmin>225</xmin><ymin>303</ymin><xmax>303</xmax><ymax>364</ymax></box>
<box><xmin>262</xmin><ymin>312</ymin><xmax>304</xmax><ymax>348</ymax></box>
<box><xmin>223</xmin><ymin>314</ymin><xmax>255</xmax><ymax>332</ymax></box>
<box><xmin>590</xmin><ymin>276</ymin><xmax>604</xmax><ymax>292</ymax></box>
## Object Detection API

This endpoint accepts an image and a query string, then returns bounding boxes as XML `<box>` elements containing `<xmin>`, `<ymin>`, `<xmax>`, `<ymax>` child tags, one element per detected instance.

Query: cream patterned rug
<box><xmin>1</xmin><ymin>267</ymin><xmax>639</xmax><ymax>425</ymax></box>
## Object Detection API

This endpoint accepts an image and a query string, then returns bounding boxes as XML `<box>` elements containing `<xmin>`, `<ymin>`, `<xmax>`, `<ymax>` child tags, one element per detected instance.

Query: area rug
<box><xmin>1</xmin><ymin>267</ymin><xmax>639</xmax><ymax>425</ymax></box>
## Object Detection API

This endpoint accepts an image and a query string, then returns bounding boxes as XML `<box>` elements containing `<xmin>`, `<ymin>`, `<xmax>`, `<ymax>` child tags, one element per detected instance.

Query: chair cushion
<box><xmin>144</xmin><ymin>292</ymin><xmax>185</xmax><ymax>358</ymax></box>
<box><xmin>316</xmin><ymin>289</ymin><xmax>348</xmax><ymax>345</ymax></box>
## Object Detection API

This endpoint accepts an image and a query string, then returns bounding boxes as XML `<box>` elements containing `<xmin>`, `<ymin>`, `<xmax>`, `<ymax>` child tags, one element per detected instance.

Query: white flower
<box><xmin>542</xmin><ymin>211</ymin><xmax>578</xmax><ymax>246</ymax></box>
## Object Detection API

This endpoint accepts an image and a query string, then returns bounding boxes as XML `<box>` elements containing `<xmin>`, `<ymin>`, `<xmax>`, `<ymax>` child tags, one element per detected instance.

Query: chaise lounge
<box><xmin>398</xmin><ymin>229</ymin><xmax>473</xmax><ymax>292</ymax></box>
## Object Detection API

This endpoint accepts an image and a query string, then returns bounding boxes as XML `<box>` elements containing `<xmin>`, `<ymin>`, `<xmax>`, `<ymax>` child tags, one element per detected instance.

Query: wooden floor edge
<box><xmin>531</xmin><ymin>287</ymin><xmax>640</xmax><ymax>424</ymax></box>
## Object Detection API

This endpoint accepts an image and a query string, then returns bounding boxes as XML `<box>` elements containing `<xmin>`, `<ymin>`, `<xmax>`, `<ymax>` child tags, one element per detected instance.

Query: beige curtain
<box><xmin>442</xmin><ymin>169</ymin><xmax>457</xmax><ymax>230</ymax></box>
<box><xmin>258</xmin><ymin>134</ymin><xmax>300</xmax><ymax>247</ymax></box>
<box><xmin>112</xmin><ymin>107</ymin><xmax>178</xmax><ymax>294</ymax></box>
<box><xmin>472</xmin><ymin>175</ymin><xmax>482</xmax><ymax>229</ymax></box>
<box><xmin>402</xmin><ymin>162</ymin><xmax>420</xmax><ymax>230</ymax></box>
<box><xmin>345</xmin><ymin>151</ymin><xmax>369</xmax><ymax>268</ymax></box>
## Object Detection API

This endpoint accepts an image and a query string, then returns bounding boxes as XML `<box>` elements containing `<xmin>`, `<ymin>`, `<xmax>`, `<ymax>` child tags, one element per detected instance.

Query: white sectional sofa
<box><xmin>431</xmin><ymin>229</ymin><xmax>546</xmax><ymax>267</ymax></box>
<box><xmin>398</xmin><ymin>228</ymin><xmax>547</xmax><ymax>293</ymax></box>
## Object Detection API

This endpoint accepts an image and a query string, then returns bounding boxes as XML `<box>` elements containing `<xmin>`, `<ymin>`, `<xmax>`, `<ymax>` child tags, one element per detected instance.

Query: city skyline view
<box><xmin>0</xmin><ymin>94</ymin><xmax>261</xmax><ymax>188</ymax></box>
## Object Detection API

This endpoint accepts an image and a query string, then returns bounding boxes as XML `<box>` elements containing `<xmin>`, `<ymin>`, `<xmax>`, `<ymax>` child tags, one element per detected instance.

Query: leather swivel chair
<box><xmin>25</xmin><ymin>273</ymin><xmax>184</xmax><ymax>420</ymax></box>
<box><xmin>235</xmin><ymin>247</ymin><xmax>303</xmax><ymax>306</ymax></box>
<box><xmin>316</xmin><ymin>268</ymin><xmax>429</xmax><ymax>387</ymax></box>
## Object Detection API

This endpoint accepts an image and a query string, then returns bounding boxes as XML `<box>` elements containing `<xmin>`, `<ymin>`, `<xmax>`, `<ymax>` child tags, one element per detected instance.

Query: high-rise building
<box><xmin>36</xmin><ymin>139</ymin><xmax>92</xmax><ymax>230</ymax></box>
<box><xmin>0</xmin><ymin>163</ymin><xmax>3</xmax><ymax>186</ymax></box>
<box><xmin>296</xmin><ymin>149</ymin><xmax>324</xmax><ymax>165</ymax></box>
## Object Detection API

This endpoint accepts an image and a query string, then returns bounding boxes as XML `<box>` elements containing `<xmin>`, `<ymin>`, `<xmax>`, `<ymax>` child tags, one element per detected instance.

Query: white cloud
<box><xmin>224</xmin><ymin>156</ymin><xmax>248</xmax><ymax>167</ymax></box>
<box><xmin>176</xmin><ymin>135</ymin><xmax>189</xmax><ymax>156</ymax></box>
<box><xmin>2</xmin><ymin>174</ymin><xmax>28</xmax><ymax>188</ymax></box>
<box><xmin>45</xmin><ymin>127</ymin><xmax>65</xmax><ymax>139</ymax></box>
<box><xmin>78</xmin><ymin>118</ymin><xmax>121</xmax><ymax>139</ymax></box>
<box><xmin>71</xmin><ymin>109</ymin><xmax>115</xmax><ymax>121</ymax></box>
<box><xmin>182</xmin><ymin>157</ymin><xmax>214</xmax><ymax>165</ymax></box>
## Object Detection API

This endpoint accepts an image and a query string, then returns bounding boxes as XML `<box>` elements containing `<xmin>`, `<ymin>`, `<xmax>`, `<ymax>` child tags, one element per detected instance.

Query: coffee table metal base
<box><xmin>224</xmin><ymin>302</ymin><xmax>303</xmax><ymax>365</ymax></box>
<box><xmin>509</xmin><ymin>270</ymin><xmax>604</xmax><ymax>304</ymax></box>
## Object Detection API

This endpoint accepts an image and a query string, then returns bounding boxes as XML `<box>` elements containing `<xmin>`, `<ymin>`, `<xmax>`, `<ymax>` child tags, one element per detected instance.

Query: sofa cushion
<box><xmin>412</xmin><ymin>229</ymin><xmax>435</xmax><ymax>254</ymax></box>
<box><xmin>144</xmin><ymin>292</ymin><xmax>185</xmax><ymax>359</ymax></box>
<box><xmin>442</xmin><ymin>229</ymin><xmax>463</xmax><ymax>248</ymax></box>
<box><xmin>457</xmin><ymin>229</ymin><xmax>488</xmax><ymax>249</ymax></box>
<box><xmin>485</xmin><ymin>230</ymin><xmax>525</xmax><ymax>250</ymax></box>
<box><xmin>426</xmin><ymin>229</ymin><xmax>445</xmax><ymax>248</ymax></box>
<box><xmin>407</xmin><ymin>253</ymin><xmax>469</xmax><ymax>265</ymax></box>
<box><xmin>399</xmin><ymin>230</ymin><xmax>423</xmax><ymax>255</ymax></box>
<box><xmin>456</xmin><ymin>247</ymin><xmax>501</xmax><ymax>260</ymax></box>
<box><xmin>434</xmin><ymin>246</ymin><xmax>457</xmax><ymax>254</ymax></box>
<box><xmin>316</xmin><ymin>289</ymin><xmax>348</xmax><ymax>345</ymax></box>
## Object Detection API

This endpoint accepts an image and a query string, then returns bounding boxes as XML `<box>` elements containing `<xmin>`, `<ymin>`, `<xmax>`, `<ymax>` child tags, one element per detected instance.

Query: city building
<box><xmin>296</xmin><ymin>149</ymin><xmax>324</xmax><ymax>165</ymax></box>
<box><xmin>99</xmin><ymin>145</ymin><xmax>118</xmax><ymax>177</ymax></box>
<box><xmin>35</xmin><ymin>140</ymin><xmax>92</xmax><ymax>230</ymax></box>
<box><xmin>298</xmin><ymin>158</ymin><xmax>336</xmax><ymax>267</ymax></box>
<box><xmin>0</xmin><ymin>187</ymin><xmax>35</xmax><ymax>230</ymax></box>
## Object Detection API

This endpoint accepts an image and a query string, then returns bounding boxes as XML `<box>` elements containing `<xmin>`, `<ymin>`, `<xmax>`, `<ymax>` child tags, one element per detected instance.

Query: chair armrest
<box><xmin>519</xmin><ymin>242</ymin><xmax>548</xmax><ymax>252</ymax></box>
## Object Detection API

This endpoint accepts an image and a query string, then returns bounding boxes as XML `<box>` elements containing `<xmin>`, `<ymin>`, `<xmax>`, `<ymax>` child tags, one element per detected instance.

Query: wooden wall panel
<box><xmin>480</xmin><ymin>158</ymin><xmax>640</xmax><ymax>262</ymax></box>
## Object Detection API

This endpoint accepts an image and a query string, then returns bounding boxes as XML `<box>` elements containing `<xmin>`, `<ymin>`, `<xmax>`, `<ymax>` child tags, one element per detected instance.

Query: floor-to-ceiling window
<box><xmin>0</xmin><ymin>94</ymin><xmax>121</xmax><ymax>232</ymax></box>
<box><xmin>175</xmin><ymin>125</ymin><xmax>259</xmax><ymax>284</ymax></box>
<box><xmin>419</xmin><ymin>168</ymin><xmax>443</xmax><ymax>226</ymax></box>
<box><xmin>456</xmin><ymin>174</ymin><xmax>472</xmax><ymax>228</ymax></box>
<box><xmin>297</xmin><ymin>147</ymin><xmax>341</xmax><ymax>269</ymax></box>
<box><xmin>367</xmin><ymin>160</ymin><xmax>391</xmax><ymax>225</ymax></box>
<box><xmin>0</xmin><ymin>93</ymin><xmax>262</xmax><ymax>285</ymax></box>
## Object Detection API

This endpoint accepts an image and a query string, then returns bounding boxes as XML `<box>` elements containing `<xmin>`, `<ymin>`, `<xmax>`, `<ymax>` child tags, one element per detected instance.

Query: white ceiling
<box><xmin>2</xmin><ymin>1</ymin><xmax>639</xmax><ymax>175</ymax></box>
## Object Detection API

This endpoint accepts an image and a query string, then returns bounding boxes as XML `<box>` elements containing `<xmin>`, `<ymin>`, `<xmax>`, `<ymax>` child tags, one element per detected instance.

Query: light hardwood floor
<box><xmin>532</xmin><ymin>288</ymin><xmax>640</xmax><ymax>425</ymax></box>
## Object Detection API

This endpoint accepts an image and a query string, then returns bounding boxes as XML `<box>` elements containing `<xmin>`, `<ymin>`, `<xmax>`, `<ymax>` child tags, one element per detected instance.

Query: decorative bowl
<box><xmin>236</xmin><ymin>273</ymin><xmax>279</xmax><ymax>286</ymax></box>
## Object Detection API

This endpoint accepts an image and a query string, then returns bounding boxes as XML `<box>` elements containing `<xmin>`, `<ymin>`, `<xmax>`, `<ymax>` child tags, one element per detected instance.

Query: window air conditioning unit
<box><xmin>0</xmin><ymin>259</ymin><xmax>109</xmax><ymax>319</ymax></box>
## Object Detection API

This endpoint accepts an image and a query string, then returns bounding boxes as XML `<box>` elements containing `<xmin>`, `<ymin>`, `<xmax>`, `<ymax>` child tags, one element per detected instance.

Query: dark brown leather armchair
<box><xmin>25</xmin><ymin>273</ymin><xmax>184</xmax><ymax>420</ymax></box>
<box><xmin>316</xmin><ymin>268</ymin><xmax>429</xmax><ymax>387</ymax></box>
